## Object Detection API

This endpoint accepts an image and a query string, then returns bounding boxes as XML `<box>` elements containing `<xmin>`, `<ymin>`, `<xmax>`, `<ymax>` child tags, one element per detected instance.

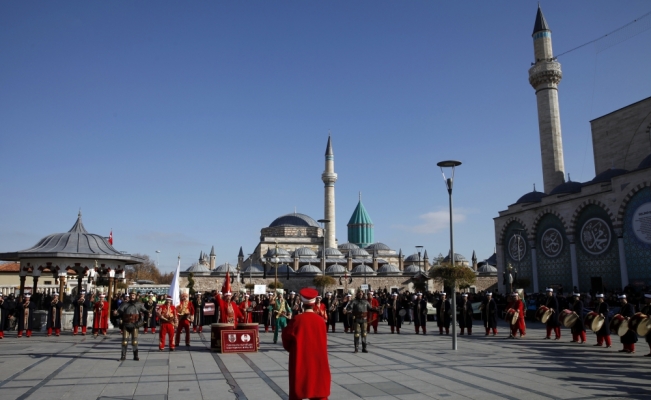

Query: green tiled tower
<box><xmin>347</xmin><ymin>193</ymin><xmax>374</xmax><ymax>248</ymax></box>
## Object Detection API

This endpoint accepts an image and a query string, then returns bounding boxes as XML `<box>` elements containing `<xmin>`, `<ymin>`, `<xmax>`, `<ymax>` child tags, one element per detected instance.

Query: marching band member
<box><xmin>143</xmin><ymin>292</ymin><xmax>158</xmax><ymax>334</ymax></box>
<box><xmin>175</xmin><ymin>292</ymin><xmax>195</xmax><ymax>347</ymax></box>
<box><xmin>508</xmin><ymin>292</ymin><xmax>526</xmax><ymax>338</ymax></box>
<box><xmin>481</xmin><ymin>292</ymin><xmax>498</xmax><ymax>336</ymax></box>
<box><xmin>341</xmin><ymin>294</ymin><xmax>352</xmax><ymax>333</ymax></box>
<box><xmin>594</xmin><ymin>293</ymin><xmax>611</xmax><ymax>348</ymax></box>
<box><xmin>239</xmin><ymin>294</ymin><xmax>254</xmax><ymax>324</ymax></box>
<box><xmin>570</xmin><ymin>293</ymin><xmax>587</xmax><ymax>343</ymax></box>
<box><xmin>324</xmin><ymin>292</ymin><xmax>339</xmax><ymax>333</ymax></box>
<box><xmin>0</xmin><ymin>294</ymin><xmax>8</xmax><ymax>339</ymax></box>
<box><xmin>458</xmin><ymin>293</ymin><xmax>473</xmax><ymax>335</ymax></box>
<box><xmin>387</xmin><ymin>292</ymin><xmax>402</xmax><ymax>334</ymax></box>
<box><xmin>46</xmin><ymin>292</ymin><xmax>63</xmax><ymax>337</ymax></box>
<box><xmin>93</xmin><ymin>294</ymin><xmax>109</xmax><ymax>336</ymax></box>
<box><xmin>116</xmin><ymin>291</ymin><xmax>148</xmax><ymax>361</ymax></box>
<box><xmin>17</xmin><ymin>293</ymin><xmax>37</xmax><ymax>338</ymax></box>
<box><xmin>412</xmin><ymin>292</ymin><xmax>428</xmax><ymax>335</ymax></box>
<box><xmin>73</xmin><ymin>291</ymin><xmax>90</xmax><ymax>335</ymax></box>
<box><xmin>367</xmin><ymin>291</ymin><xmax>381</xmax><ymax>334</ymax></box>
<box><xmin>618</xmin><ymin>294</ymin><xmax>637</xmax><ymax>353</ymax></box>
<box><xmin>192</xmin><ymin>293</ymin><xmax>205</xmax><ymax>332</ymax></box>
<box><xmin>314</xmin><ymin>295</ymin><xmax>328</xmax><ymax>330</ymax></box>
<box><xmin>641</xmin><ymin>294</ymin><xmax>651</xmax><ymax>356</ymax></box>
<box><xmin>436</xmin><ymin>293</ymin><xmax>451</xmax><ymax>335</ymax></box>
<box><xmin>544</xmin><ymin>288</ymin><xmax>561</xmax><ymax>340</ymax></box>
<box><xmin>159</xmin><ymin>295</ymin><xmax>177</xmax><ymax>351</ymax></box>
<box><xmin>272</xmin><ymin>290</ymin><xmax>292</xmax><ymax>344</ymax></box>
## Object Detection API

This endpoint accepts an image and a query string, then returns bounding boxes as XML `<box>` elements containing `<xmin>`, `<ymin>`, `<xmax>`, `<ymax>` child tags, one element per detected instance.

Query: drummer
<box><xmin>618</xmin><ymin>294</ymin><xmax>637</xmax><ymax>354</ymax></box>
<box><xmin>481</xmin><ymin>292</ymin><xmax>498</xmax><ymax>336</ymax></box>
<box><xmin>543</xmin><ymin>288</ymin><xmax>561</xmax><ymax>340</ymax></box>
<box><xmin>593</xmin><ymin>293</ymin><xmax>611</xmax><ymax>348</ymax></box>
<box><xmin>508</xmin><ymin>292</ymin><xmax>526</xmax><ymax>339</ymax></box>
<box><xmin>640</xmin><ymin>294</ymin><xmax>651</xmax><ymax>356</ymax></box>
<box><xmin>570</xmin><ymin>293</ymin><xmax>587</xmax><ymax>344</ymax></box>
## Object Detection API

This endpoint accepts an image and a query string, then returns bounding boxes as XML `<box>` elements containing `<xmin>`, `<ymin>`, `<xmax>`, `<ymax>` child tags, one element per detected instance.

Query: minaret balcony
<box><xmin>528</xmin><ymin>60</ymin><xmax>562</xmax><ymax>88</ymax></box>
<box><xmin>321</xmin><ymin>171</ymin><xmax>338</xmax><ymax>185</ymax></box>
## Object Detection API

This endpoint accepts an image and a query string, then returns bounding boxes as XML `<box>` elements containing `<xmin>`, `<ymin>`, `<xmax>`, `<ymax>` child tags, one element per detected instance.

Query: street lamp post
<box><xmin>156</xmin><ymin>250</ymin><xmax>161</xmax><ymax>269</ymax></box>
<box><xmin>437</xmin><ymin>159</ymin><xmax>461</xmax><ymax>351</ymax></box>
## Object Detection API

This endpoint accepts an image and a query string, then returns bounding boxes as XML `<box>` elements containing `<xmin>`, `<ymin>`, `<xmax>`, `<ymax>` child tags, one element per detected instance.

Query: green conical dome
<box><xmin>347</xmin><ymin>197</ymin><xmax>374</xmax><ymax>248</ymax></box>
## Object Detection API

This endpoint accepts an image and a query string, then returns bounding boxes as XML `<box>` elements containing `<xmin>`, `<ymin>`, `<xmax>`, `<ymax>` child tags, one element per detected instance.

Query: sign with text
<box><xmin>221</xmin><ymin>329</ymin><xmax>257</xmax><ymax>353</ymax></box>
<box><xmin>360</xmin><ymin>284</ymin><xmax>369</xmax><ymax>291</ymax></box>
<box><xmin>254</xmin><ymin>285</ymin><xmax>267</xmax><ymax>295</ymax></box>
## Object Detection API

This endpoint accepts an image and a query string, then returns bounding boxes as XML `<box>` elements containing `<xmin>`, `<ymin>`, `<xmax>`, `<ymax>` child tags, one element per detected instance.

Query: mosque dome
<box><xmin>324</xmin><ymin>247</ymin><xmax>343</xmax><ymax>257</ymax></box>
<box><xmin>586</xmin><ymin>168</ymin><xmax>628</xmax><ymax>185</ymax></box>
<box><xmin>442</xmin><ymin>253</ymin><xmax>467</xmax><ymax>263</ymax></box>
<box><xmin>477</xmin><ymin>264</ymin><xmax>498</xmax><ymax>273</ymax></box>
<box><xmin>349</xmin><ymin>248</ymin><xmax>370</xmax><ymax>258</ymax></box>
<box><xmin>377</xmin><ymin>264</ymin><xmax>400</xmax><ymax>276</ymax></box>
<box><xmin>186</xmin><ymin>264</ymin><xmax>210</xmax><ymax>273</ymax></box>
<box><xmin>293</xmin><ymin>247</ymin><xmax>317</xmax><ymax>258</ymax></box>
<box><xmin>325</xmin><ymin>264</ymin><xmax>347</xmax><ymax>275</ymax></box>
<box><xmin>297</xmin><ymin>264</ymin><xmax>321</xmax><ymax>275</ymax></box>
<box><xmin>637</xmin><ymin>153</ymin><xmax>651</xmax><ymax>170</ymax></box>
<box><xmin>276</xmin><ymin>264</ymin><xmax>296</xmax><ymax>275</ymax></box>
<box><xmin>365</xmin><ymin>243</ymin><xmax>391</xmax><ymax>251</ymax></box>
<box><xmin>404</xmin><ymin>253</ymin><xmax>425</xmax><ymax>263</ymax></box>
<box><xmin>265</xmin><ymin>247</ymin><xmax>290</xmax><ymax>258</ymax></box>
<box><xmin>549</xmin><ymin>180</ymin><xmax>582</xmax><ymax>195</ymax></box>
<box><xmin>403</xmin><ymin>265</ymin><xmax>426</xmax><ymax>275</ymax></box>
<box><xmin>351</xmin><ymin>264</ymin><xmax>375</xmax><ymax>276</ymax></box>
<box><xmin>269</xmin><ymin>213</ymin><xmax>320</xmax><ymax>228</ymax></box>
<box><xmin>214</xmin><ymin>263</ymin><xmax>237</xmax><ymax>273</ymax></box>
<box><xmin>241</xmin><ymin>264</ymin><xmax>264</xmax><ymax>273</ymax></box>
<box><xmin>515</xmin><ymin>189</ymin><xmax>546</xmax><ymax>204</ymax></box>
<box><xmin>338</xmin><ymin>243</ymin><xmax>359</xmax><ymax>250</ymax></box>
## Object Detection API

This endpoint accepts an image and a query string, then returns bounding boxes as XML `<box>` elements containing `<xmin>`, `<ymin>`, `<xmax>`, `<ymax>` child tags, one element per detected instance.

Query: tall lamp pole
<box><xmin>437</xmin><ymin>159</ymin><xmax>461</xmax><ymax>351</ymax></box>
<box><xmin>156</xmin><ymin>250</ymin><xmax>161</xmax><ymax>268</ymax></box>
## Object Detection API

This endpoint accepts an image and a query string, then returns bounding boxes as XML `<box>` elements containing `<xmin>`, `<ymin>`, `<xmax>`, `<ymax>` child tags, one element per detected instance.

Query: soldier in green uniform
<box><xmin>344</xmin><ymin>290</ymin><xmax>377</xmax><ymax>353</ymax></box>
<box><xmin>272</xmin><ymin>290</ymin><xmax>292</xmax><ymax>344</ymax></box>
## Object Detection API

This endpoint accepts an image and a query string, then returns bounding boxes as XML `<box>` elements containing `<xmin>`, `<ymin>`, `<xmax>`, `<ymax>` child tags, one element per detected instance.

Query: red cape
<box><xmin>218</xmin><ymin>298</ymin><xmax>243</xmax><ymax>327</ymax></box>
<box><xmin>282</xmin><ymin>311</ymin><xmax>331</xmax><ymax>399</ymax></box>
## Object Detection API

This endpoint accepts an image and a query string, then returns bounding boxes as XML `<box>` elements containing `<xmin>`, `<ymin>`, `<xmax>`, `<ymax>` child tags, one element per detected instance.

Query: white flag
<box><xmin>168</xmin><ymin>256</ymin><xmax>181</xmax><ymax>306</ymax></box>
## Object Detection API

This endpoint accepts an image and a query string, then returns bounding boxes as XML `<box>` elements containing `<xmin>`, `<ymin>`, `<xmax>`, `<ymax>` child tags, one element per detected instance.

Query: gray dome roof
<box><xmin>186</xmin><ymin>264</ymin><xmax>210</xmax><ymax>273</ymax></box>
<box><xmin>586</xmin><ymin>168</ymin><xmax>628</xmax><ymax>185</ymax></box>
<box><xmin>549</xmin><ymin>180</ymin><xmax>582</xmax><ymax>195</ymax></box>
<box><xmin>324</xmin><ymin>247</ymin><xmax>343</xmax><ymax>257</ymax></box>
<box><xmin>516</xmin><ymin>190</ymin><xmax>546</xmax><ymax>204</ymax></box>
<box><xmin>638</xmin><ymin>153</ymin><xmax>651</xmax><ymax>170</ymax></box>
<box><xmin>443</xmin><ymin>253</ymin><xmax>467</xmax><ymax>263</ymax></box>
<box><xmin>293</xmin><ymin>247</ymin><xmax>317</xmax><ymax>258</ymax></box>
<box><xmin>349</xmin><ymin>248</ymin><xmax>370</xmax><ymax>258</ymax></box>
<box><xmin>477</xmin><ymin>264</ymin><xmax>498</xmax><ymax>273</ymax></box>
<box><xmin>241</xmin><ymin>264</ymin><xmax>264</xmax><ymax>273</ymax></box>
<box><xmin>403</xmin><ymin>264</ymin><xmax>426</xmax><ymax>274</ymax></box>
<box><xmin>275</xmin><ymin>264</ymin><xmax>296</xmax><ymax>274</ymax></box>
<box><xmin>404</xmin><ymin>253</ymin><xmax>424</xmax><ymax>262</ymax></box>
<box><xmin>377</xmin><ymin>264</ymin><xmax>400</xmax><ymax>275</ymax></box>
<box><xmin>269</xmin><ymin>213</ymin><xmax>320</xmax><ymax>228</ymax></box>
<box><xmin>265</xmin><ymin>247</ymin><xmax>290</xmax><ymax>257</ymax></box>
<box><xmin>297</xmin><ymin>264</ymin><xmax>321</xmax><ymax>275</ymax></box>
<box><xmin>365</xmin><ymin>243</ymin><xmax>391</xmax><ymax>251</ymax></box>
<box><xmin>351</xmin><ymin>264</ymin><xmax>375</xmax><ymax>276</ymax></box>
<box><xmin>215</xmin><ymin>263</ymin><xmax>237</xmax><ymax>273</ymax></box>
<box><xmin>338</xmin><ymin>243</ymin><xmax>359</xmax><ymax>250</ymax></box>
<box><xmin>325</xmin><ymin>264</ymin><xmax>347</xmax><ymax>275</ymax></box>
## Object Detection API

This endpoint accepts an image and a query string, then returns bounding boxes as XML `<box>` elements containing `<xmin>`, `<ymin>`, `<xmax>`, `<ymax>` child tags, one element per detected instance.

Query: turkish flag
<box><xmin>108</xmin><ymin>230</ymin><xmax>113</xmax><ymax>245</ymax></box>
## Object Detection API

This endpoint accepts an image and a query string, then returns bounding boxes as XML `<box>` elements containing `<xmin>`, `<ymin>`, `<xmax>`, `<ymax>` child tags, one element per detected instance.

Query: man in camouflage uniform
<box><xmin>345</xmin><ymin>290</ymin><xmax>376</xmax><ymax>353</ymax></box>
<box><xmin>116</xmin><ymin>292</ymin><xmax>148</xmax><ymax>361</ymax></box>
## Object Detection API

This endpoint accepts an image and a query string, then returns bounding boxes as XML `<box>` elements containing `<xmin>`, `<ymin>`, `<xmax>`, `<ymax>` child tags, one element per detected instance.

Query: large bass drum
<box><xmin>628</xmin><ymin>313</ymin><xmax>650</xmax><ymax>336</ymax></box>
<box><xmin>505</xmin><ymin>308</ymin><xmax>519</xmax><ymax>325</ymax></box>
<box><xmin>536</xmin><ymin>306</ymin><xmax>553</xmax><ymax>323</ymax></box>
<box><xmin>609</xmin><ymin>314</ymin><xmax>629</xmax><ymax>337</ymax></box>
<box><xmin>559</xmin><ymin>309</ymin><xmax>578</xmax><ymax>328</ymax></box>
<box><xmin>583</xmin><ymin>311</ymin><xmax>605</xmax><ymax>333</ymax></box>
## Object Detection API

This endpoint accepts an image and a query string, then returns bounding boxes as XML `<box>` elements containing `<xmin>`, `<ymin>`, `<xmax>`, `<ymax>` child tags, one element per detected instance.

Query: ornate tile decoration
<box><xmin>576</xmin><ymin>205</ymin><xmax>621</xmax><ymax>291</ymax></box>
<box><xmin>623</xmin><ymin>187</ymin><xmax>651</xmax><ymax>284</ymax></box>
<box><xmin>536</xmin><ymin>214</ymin><xmax>572</xmax><ymax>292</ymax></box>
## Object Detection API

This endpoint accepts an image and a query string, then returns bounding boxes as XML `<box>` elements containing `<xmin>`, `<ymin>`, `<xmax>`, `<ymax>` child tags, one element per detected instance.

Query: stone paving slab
<box><xmin>1</xmin><ymin>320</ymin><xmax>651</xmax><ymax>399</ymax></box>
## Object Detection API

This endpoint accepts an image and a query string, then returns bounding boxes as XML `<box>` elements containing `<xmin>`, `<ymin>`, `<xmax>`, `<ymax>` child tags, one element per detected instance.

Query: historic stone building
<box><xmin>494</xmin><ymin>6</ymin><xmax>651</xmax><ymax>295</ymax></box>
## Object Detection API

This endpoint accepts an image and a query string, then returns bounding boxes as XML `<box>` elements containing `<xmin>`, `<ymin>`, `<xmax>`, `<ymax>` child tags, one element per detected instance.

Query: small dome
<box><xmin>477</xmin><ymin>264</ymin><xmax>498</xmax><ymax>273</ymax></box>
<box><xmin>324</xmin><ymin>247</ymin><xmax>343</xmax><ymax>257</ymax></box>
<box><xmin>241</xmin><ymin>264</ymin><xmax>263</xmax><ymax>273</ymax></box>
<box><xmin>338</xmin><ymin>243</ymin><xmax>360</xmax><ymax>250</ymax></box>
<box><xmin>186</xmin><ymin>264</ymin><xmax>210</xmax><ymax>273</ymax></box>
<box><xmin>269</xmin><ymin>213</ymin><xmax>320</xmax><ymax>228</ymax></box>
<box><xmin>516</xmin><ymin>190</ymin><xmax>546</xmax><ymax>204</ymax></box>
<box><xmin>377</xmin><ymin>264</ymin><xmax>400</xmax><ymax>275</ymax></box>
<box><xmin>326</xmin><ymin>264</ymin><xmax>347</xmax><ymax>275</ymax></box>
<box><xmin>404</xmin><ymin>253</ymin><xmax>424</xmax><ymax>263</ymax></box>
<box><xmin>351</xmin><ymin>264</ymin><xmax>375</xmax><ymax>276</ymax></box>
<box><xmin>443</xmin><ymin>253</ymin><xmax>467</xmax><ymax>263</ymax></box>
<box><xmin>549</xmin><ymin>180</ymin><xmax>582</xmax><ymax>195</ymax></box>
<box><xmin>403</xmin><ymin>264</ymin><xmax>426</xmax><ymax>275</ymax></box>
<box><xmin>638</xmin><ymin>154</ymin><xmax>651</xmax><ymax>170</ymax></box>
<box><xmin>297</xmin><ymin>264</ymin><xmax>321</xmax><ymax>275</ymax></box>
<box><xmin>349</xmin><ymin>248</ymin><xmax>370</xmax><ymax>258</ymax></box>
<box><xmin>365</xmin><ymin>243</ymin><xmax>391</xmax><ymax>251</ymax></box>
<box><xmin>215</xmin><ymin>263</ymin><xmax>237</xmax><ymax>273</ymax></box>
<box><xmin>293</xmin><ymin>247</ymin><xmax>317</xmax><ymax>258</ymax></box>
<box><xmin>586</xmin><ymin>168</ymin><xmax>628</xmax><ymax>185</ymax></box>
<box><xmin>275</xmin><ymin>264</ymin><xmax>296</xmax><ymax>274</ymax></box>
<box><xmin>265</xmin><ymin>247</ymin><xmax>290</xmax><ymax>258</ymax></box>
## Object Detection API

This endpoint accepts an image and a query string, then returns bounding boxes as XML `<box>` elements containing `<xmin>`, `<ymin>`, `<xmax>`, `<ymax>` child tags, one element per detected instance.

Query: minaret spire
<box><xmin>529</xmin><ymin>5</ymin><xmax>565</xmax><ymax>193</ymax></box>
<box><xmin>322</xmin><ymin>134</ymin><xmax>338</xmax><ymax>249</ymax></box>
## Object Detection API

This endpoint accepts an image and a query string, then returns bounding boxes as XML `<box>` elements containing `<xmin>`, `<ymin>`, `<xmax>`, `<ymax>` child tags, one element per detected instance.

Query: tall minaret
<box><xmin>322</xmin><ymin>135</ymin><xmax>337</xmax><ymax>248</ymax></box>
<box><xmin>529</xmin><ymin>5</ymin><xmax>565</xmax><ymax>193</ymax></box>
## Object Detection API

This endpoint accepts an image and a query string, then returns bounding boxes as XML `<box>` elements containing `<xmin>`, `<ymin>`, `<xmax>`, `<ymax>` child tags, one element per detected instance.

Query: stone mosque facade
<box><xmin>494</xmin><ymin>6</ymin><xmax>651</xmax><ymax>295</ymax></box>
<box><xmin>182</xmin><ymin>137</ymin><xmax>498</xmax><ymax>294</ymax></box>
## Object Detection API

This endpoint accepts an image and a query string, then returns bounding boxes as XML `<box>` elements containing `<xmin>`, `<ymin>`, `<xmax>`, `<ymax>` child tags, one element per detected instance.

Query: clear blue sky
<box><xmin>1</xmin><ymin>1</ymin><xmax>650</xmax><ymax>273</ymax></box>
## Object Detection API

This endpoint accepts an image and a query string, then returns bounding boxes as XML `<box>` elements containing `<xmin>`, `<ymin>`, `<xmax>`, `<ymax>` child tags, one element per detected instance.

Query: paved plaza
<box><xmin>0</xmin><ymin>320</ymin><xmax>649</xmax><ymax>400</ymax></box>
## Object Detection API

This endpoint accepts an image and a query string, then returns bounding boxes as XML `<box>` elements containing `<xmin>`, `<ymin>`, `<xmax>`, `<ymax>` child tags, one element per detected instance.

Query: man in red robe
<box><xmin>159</xmin><ymin>295</ymin><xmax>177</xmax><ymax>351</ymax></box>
<box><xmin>217</xmin><ymin>292</ymin><xmax>243</xmax><ymax>328</ymax></box>
<box><xmin>282</xmin><ymin>288</ymin><xmax>331</xmax><ymax>400</ymax></box>
<box><xmin>93</xmin><ymin>294</ymin><xmax>109</xmax><ymax>336</ymax></box>
<box><xmin>239</xmin><ymin>294</ymin><xmax>254</xmax><ymax>323</ymax></box>
<box><xmin>508</xmin><ymin>292</ymin><xmax>526</xmax><ymax>338</ymax></box>
<box><xmin>175</xmin><ymin>292</ymin><xmax>195</xmax><ymax>347</ymax></box>
<box><xmin>314</xmin><ymin>296</ymin><xmax>328</xmax><ymax>330</ymax></box>
<box><xmin>366</xmin><ymin>291</ymin><xmax>380</xmax><ymax>334</ymax></box>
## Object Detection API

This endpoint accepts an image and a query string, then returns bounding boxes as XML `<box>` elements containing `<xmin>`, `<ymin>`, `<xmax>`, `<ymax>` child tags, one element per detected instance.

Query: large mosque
<box><xmin>494</xmin><ymin>6</ymin><xmax>651</xmax><ymax>295</ymax></box>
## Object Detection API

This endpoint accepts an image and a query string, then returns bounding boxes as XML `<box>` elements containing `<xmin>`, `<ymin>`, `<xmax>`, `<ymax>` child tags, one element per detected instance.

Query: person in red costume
<box><xmin>239</xmin><ymin>294</ymin><xmax>254</xmax><ymax>323</ymax></box>
<box><xmin>93</xmin><ymin>294</ymin><xmax>109</xmax><ymax>336</ymax></box>
<box><xmin>282</xmin><ymin>288</ymin><xmax>331</xmax><ymax>400</ymax></box>
<box><xmin>175</xmin><ymin>292</ymin><xmax>195</xmax><ymax>347</ymax></box>
<box><xmin>216</xmin><ymin>272</ymin><xmax>243</xmax><ymax>327</ymax></box>
<box><xmin>508</xmin><ymin>292</ymin><xmax>526</xmax><ymax>338</ymax></box>
<box><xmin>159</xmin><ymin>295</ymin><xmax>177</xmax><ymax>351</ymax></box>
<box><xmin>313</xmin><ymin>296</ymin><xmax>328</xmax><ymax>329</ymax></box>
<box><xmin>367</xmin><ymin>291</ymin><xmax>380</xmax><ymax>334</ymax></box>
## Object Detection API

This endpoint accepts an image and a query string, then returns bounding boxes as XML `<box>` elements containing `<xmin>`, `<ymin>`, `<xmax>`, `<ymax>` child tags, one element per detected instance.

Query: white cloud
<box><xmin>394</xmin><ymin>209</ymin><xmax>469</xmax><ymax>234</ymax></box>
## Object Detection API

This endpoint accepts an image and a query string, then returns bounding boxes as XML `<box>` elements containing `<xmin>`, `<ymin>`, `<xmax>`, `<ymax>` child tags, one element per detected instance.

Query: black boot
<box><xmin>134</xmin><ymin>350</ymin><xmax>139</xmax><ymax>361</ymax></box>
<box><xmin>362</xmin><ymin>344</ymin><xmax>368</xmax><ymax>353</ymax></box>
<box><xmin>354</xmin><ymin>346</ymin><xmax>358</xmax><ymax>353</ymax></box>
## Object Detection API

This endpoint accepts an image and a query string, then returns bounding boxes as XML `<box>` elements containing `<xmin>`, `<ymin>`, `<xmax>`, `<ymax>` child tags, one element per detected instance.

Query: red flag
<box><xmin>108</xmin><ymin>230</ymin><xmax>113</xmax><ymax>245</ymax></box>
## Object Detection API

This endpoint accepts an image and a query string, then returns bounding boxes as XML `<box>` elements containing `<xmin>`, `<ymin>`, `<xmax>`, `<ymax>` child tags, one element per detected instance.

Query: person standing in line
<box><xmin>458</xmin><ymin>293</ymin><xmax>473</xmax><ymax>335</ymax></box>
<box><xmin>412</xmin><ymin>292</ymin><xmax>428</xmax><ymax>335</ymax></box>
<box><xmin>46</xmin><ymin>292</ymin><xmax>63</xmax><ymax>337</ymax></box>
<box><xmin>93</xmin><ymin>294</ymin><xmax>109</xmax><ymax>337</ymax></box>
<box><xmin>17</xmin><ymin>293</ymin><xmax>37</xmax><ymax>338</ymax></box>
<box><xmin>272</xmin><ymin>290</ymin><xmax>292</xmax><ymax>344</ymax></box>
<box><xmin>367</xmin><ymin>291</ymin><xmax>381</xmax><ymax>334</ymax></box>
<box><xmin>436</xmin><ymin>293</ymin><xmax>451</xmax><ymax>335</ymax></box>
<box><xmin>282</xmin><ymin>288</ymin><xmax>331</xmax><ymax>400</ymax></box>
<box><xmin>570</xmin><ymin>293</ymin><xmax>587</xmax><ymax>344</ymax></box>
<box><xmin>175</xmin><ymin>292</ymin><xmax>195</xmax><ymax>347</ymax></box>
<box><xmin>314</xmin><ymin>296</ymin><xmax>328</xmax><ymax>330</ymax></box>
<box><xmin>239</xmin><ymin>294</ymin><xmax>254</xmax><ymax>324</ymax></box>
<box><xmin>116</xmin><ymin>291</ymin><xmax>148</xmax><ymax>361</ymax></box>
<box><xmin>158</xmin><ymin>295</ymin><xmax>177</xmax><ymax>352</ymax></box>
<box><xmin>0</xmin><ymin>294</ymin><xmax>9</xmax><ymax>339</ymax></box>
<box><xmin>72</xmin><ymin>291</ymin><xmax>90</xmax><ymax>336</ymax></box>
<box><xmin>324</xmin><ymin>292</ymin><xmax>339</xmax><ymax>333</ymax></box>
<box><xmin>387</xmin><ymin>292</ymin><xmax>402</xmax><ymax>334</ymax></box>
<box><xmin>341</xmin><ymin>294</ymin><xmax>352</xmax><ymax>333</ymax></box>
<box><xmin>345</xmin><ymin>290</ymin><xmax>376</xmax><ymax>353</ymax></box>
<box><xmin>593</xmin><ymin>293</ymin><xmax>611</xmax><ymax>348</ymax></box>
<box><xmin>640</xmin><ymin>294</ymin><xmax>651</xmax><ymax>356</ymax></box>
<box><xmin>481</xmin><ymin>292</ymin><xmax>498</xmax><ymax>336</ymax></box>
<box><xmin>143</xmin><ymin>292</ymin><xmax>158</xmax><ymax>334</ymax></box>
<box><xmin>508</xmin><ymin>292</ymin><xmax>526</xmax><ymax>338</ymax></box>
<box><xmin>618</xmin><ymin>294</ymin><xmax>637</xmax><ymax>353</ymax></box>
<box><xmin>543</xmin><ymin>288</ymin><xmax>561</xmax><ymax>340</ymax></box>
<box><xmin>192</xmin><ymin>292</ymin><xmax>205</xmax><ymax>332</ymax></box>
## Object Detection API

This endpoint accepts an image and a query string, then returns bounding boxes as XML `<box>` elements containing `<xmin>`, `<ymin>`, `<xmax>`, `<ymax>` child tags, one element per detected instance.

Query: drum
<box><xmin>505</xmin><ymin>308</ymin><xmax>519</xmax><ymax>325</ymax></box>
<box><xmin>628</xmin><ymin>313</ymin><xmax>650</xmax><ymax>336</ymax></box>
<box><xmin>609</xmin><ymin>314</ymin><xmax>629</xmax><ymax>337</ymax></box>
<box><xmin>211</xmin><ymin>323</ymin><xmax>233</xmax><ymax>352</ymax></box>
<box><xmin>398</xmin><ymin>309</ymin><xmax>407</xmax><ymax>317</ymax></box>
<box><xmin>583</xmin><ymin>311</ymin><xmax>605</xmax><ymax>333</ymax></box>
<box><xmin>558</xmin><ymin>309</ymin><xmax>578</xmax><ymax>328</ymax></box>
<box><xmin>237</xmin><ymin>322</ymin><xmax>260</xmax><ymax>350</ymax></box>
<box><xmin>535</xmin><ymin>306</ymin><xmax>552</xmax><ymax>323</ymax></box>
